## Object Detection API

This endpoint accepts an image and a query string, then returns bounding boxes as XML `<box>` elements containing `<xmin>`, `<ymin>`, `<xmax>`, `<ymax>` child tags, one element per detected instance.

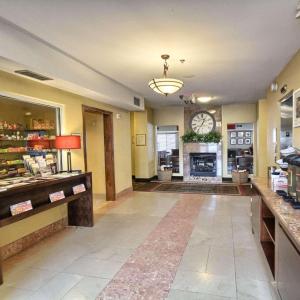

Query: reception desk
<box><xmin>0</xmin><ymin>172</ymin><xmax>93</xmax><ymax>285</ymax></box>
<box><xmin>251</xmin><ymin>178</ymin><xmax>300</xmax><ymax>300</ymax></box>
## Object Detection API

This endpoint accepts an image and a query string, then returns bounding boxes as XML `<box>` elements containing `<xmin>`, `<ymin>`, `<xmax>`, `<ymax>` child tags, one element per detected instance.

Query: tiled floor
<box><xmin>0</xmin><ymin>192</ymin><xmax>278</xmax><ymax>299</ymax></box>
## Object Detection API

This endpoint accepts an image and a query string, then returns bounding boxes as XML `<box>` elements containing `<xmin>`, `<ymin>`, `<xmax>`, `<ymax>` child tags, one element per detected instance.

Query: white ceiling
<box><xmin>0</xmin><ymin>0</ymin><xmax>299</xmax><ymax>107</ymax></box>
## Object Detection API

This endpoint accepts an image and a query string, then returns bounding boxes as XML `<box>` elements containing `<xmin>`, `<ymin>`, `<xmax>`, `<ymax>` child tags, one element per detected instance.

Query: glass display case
<box><xmin>0</xmin><ymin>96</ymin><xmax>60</xmax><ymax>179</ymax></box>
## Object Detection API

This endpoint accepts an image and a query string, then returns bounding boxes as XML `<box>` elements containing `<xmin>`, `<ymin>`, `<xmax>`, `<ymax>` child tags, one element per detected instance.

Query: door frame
<box><xmin>82</xmin><ymin>105</ymin><xmax>116</xmax><ymax>201</ymax></box>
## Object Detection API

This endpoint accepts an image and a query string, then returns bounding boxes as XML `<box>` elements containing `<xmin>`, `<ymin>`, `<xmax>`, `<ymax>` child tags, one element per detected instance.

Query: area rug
<box><xmin>133</xmin><ymin>181</ymin><xmax>241</xmax><ymax>195</ymax></box>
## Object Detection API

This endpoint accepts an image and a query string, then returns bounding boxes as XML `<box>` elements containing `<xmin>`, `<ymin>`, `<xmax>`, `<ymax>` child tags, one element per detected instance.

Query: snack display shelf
<box><xmin>0</xmin><ymin>150</ymin><xmax>57</xmax><ymax>154</ymax></box>
<box><xmin>0</xmin><ymin>128</ymin><xmax>55</xmax><ymax>132</ymax></box>
<box><xmin>0</xmin><ymin>139</ymin><xmax>55</xmax><ymax>142</ymax></box>
<box><xmin>0</xmin><ymin>163</ymin><xmax>25</xmax><ymax>168</ymax></box>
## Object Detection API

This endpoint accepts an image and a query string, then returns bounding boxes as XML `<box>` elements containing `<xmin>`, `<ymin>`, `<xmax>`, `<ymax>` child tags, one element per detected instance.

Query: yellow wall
<box><xmin>153</xmin><ymin>107</ymin><xmax>185</xmax><ymax>176</ymax></box>
<box><xmin>131</xmin><ymin>106</ymin><xmax>155</xmax><ymax>179</ymax></box>
<box><xmin>147</xmin><ymin>107</ymin><xmax>155</xmax><ymax>178</ymax></box>
<box><xmin>85</xmin><ymin>112</ymin><xmax>105</xmax><ymax>196</ymax></box>
<box><xmin>257</xmin><ymin>99</ymin><xmax>269</xmax><ymax>177</ymax></box>
<box><xmin>221</xmin><ymin>103</ymin><xmax>257</xmax><ymax>177</ymax></box>
<box><xmin>264</xmin><ymin>50</ymin><xmax>300</xmax><ymax>166</ymax></box>
<box><xmin>130</xmin><ymin>113</ymin><xmax>135</xmax><ymax>176</ymax></box>
<box><xmin>0</xmin><ymin>70</ymin><xmax>132</xmax><ymax>247</ymax></box>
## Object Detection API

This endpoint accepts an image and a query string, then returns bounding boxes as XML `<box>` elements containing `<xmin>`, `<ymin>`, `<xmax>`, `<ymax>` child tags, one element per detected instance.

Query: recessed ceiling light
<box><xmin>208</xmin><ymin>109</ymin><xmax>216</xmax><ymax>114</ymax></box>
<box><xmin>25</xmin><ymin>112</ymin><xmax>32</xmax><ymax>116</ymax></box>
<box><xmin>197</xmin><ymin>96</ymin><xmax>213</xmax><ymax>103</ymax></box>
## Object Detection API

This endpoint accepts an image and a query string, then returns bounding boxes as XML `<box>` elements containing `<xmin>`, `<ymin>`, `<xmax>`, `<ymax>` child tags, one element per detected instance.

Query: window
<box><xmin>156</xmin><ymin>126</ymin><xmax>179</xmax><ymax>173</ymax></box>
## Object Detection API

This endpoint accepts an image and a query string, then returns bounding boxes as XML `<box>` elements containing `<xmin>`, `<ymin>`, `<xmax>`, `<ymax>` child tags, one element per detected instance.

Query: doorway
<box><xmin>156</xmin><ymin>125</ymin><xmax>180</xmax><ymax>174</ymax></box>
<box><xmin>82</xmin><ymin>105</ymin><xmax>116</xmax><ymax>201</ymax></box>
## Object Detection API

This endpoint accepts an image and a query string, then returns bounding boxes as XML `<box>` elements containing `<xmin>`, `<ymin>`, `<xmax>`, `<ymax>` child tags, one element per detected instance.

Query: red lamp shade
<box><xmin>55</xmin><ymin>135</ymin><xmax>81</xmax><ymax>150</ymax></box>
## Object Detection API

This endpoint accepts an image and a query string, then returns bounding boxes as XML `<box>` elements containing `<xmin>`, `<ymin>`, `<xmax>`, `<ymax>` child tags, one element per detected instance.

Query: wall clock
<box><xmin>190</xmin><ymin>111</ymin><xmax>216</xmax><ymax>134</ymax></box>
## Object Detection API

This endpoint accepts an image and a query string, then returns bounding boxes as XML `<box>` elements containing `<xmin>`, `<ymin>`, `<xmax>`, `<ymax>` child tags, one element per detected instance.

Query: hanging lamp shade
<box><xmin>148</xmin><ymin>54</ymin><xmax>184</xmax><ymax>96</ymax></box>
<box><xmin>148</xmin><ymin>78</ymin><xmax>183</xmax><ymax>96</ymax></box>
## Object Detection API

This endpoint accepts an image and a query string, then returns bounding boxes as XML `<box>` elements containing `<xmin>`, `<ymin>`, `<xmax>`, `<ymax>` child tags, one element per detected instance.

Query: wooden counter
<box><xmin>0</xmin><ymin>172</ymin><xmax>93</xmax><ymax>285</ymax></box>
<box><xmin>252</xmin><ymin>178</ymin><xmax>300</xmax><ymax>252</ymax></box>
<box><xmin>251</xmin><ymin>178</ymin><xmax>300</xmax><ymax>300</ymax></box>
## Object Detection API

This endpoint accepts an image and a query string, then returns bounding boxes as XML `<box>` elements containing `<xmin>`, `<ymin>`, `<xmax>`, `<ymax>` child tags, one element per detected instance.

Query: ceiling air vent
<box><xmin>134</xmin><ymin>96</ymin><xmax>141</xmax><ymax>107</ymax></box>
<box><xmin>14</xmin><ymin>70</ymin><xmax>53</xmax><ymax>81</ymax></box>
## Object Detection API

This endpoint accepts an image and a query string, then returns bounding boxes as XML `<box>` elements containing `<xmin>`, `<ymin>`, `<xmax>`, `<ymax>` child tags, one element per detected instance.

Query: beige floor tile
<box><xmin>177</xmin><ymin>245</ymin><xmax>210</xmax><ymax>272</ymax></box>
<box><xmin>62</xmin><ymin>276</ymin><xmax>110</xmax><ymax>300</ymax></box>
<box><xmin>234</xmin><ymin>248</ymin><xmax>271</xmax><ymax>282</ymax></box>
<box><xmin>167</xmin><ymin>289</ymin><xmax>236</xmax><ymax>299</ymax></box>
<box><xmin>0</xmin><ymin>286</ymin><xmax>34</xmax><ymax>300</ymax></box>
<box><xmin>30</xmin><ymin>273</ymin><xmax>83</xmax><ymax>300</ymax></box>
<box><xmin>63</xmin><ymin>256</ymin><xmax>123</xmax><ymax>278</ymax></box>
<box><xmin>236</xmin><ymin>278</ymin><xmax>279</xmax><ymax>300</ymax></box>
<box><xmin>85</xmin><ymin>246</ymin><xmax>134</xmax><ymax>263</ymax></box>
<box><xmin>206</xmin><ymin>247</ymin><xmax>235</xmax><ymax>278</ymax></box>
<box><xmin>3</xmin><ymin>267</ymin><xmax>57</xmax><ymax>291</ymax></box>
<box><xmin>171</xmin><ymin>271</ymin><xmax>237</xmax><ymax>298</ymax></box>
<box><xmin>1</xmin><ymin>192</ymin><xmax>275</xmax><ymax>300</ymax></box>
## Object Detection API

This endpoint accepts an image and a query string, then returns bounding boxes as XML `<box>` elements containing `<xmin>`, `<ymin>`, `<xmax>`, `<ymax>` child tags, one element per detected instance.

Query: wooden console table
<box><xmin>0</xmin><ymin>172</ymin><xmax>93</xmax><ymax>285</ymax></box>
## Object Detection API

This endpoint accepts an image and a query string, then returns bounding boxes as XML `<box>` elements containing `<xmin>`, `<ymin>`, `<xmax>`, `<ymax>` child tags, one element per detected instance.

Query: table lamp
<box><xmin>55</xmin><ymin>135</ymin><xmax>81</xmax><ymax>173</ymax></box>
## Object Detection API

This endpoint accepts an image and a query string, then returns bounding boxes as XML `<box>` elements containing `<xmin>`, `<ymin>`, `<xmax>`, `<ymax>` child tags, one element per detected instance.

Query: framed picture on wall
<box><xmin>245</xmin><ymin>132</ymin><xmax>251</xmax><ymax>138</ymax></box>
<box><xmin>230</xmin><ymin>131</ymin><xmax>236</xmax><ymax>138</ymax></box>
<box><xmin>293</xmin><ymin>89</ymin><xmax>300</xmax><ymax>127</ymax></box>
<box><xmin>230</xmin><ymin>138</ymin><xmax>236</xmax><ymax>145</ymax></box>
<box><xmin>237</xmin><ymin>138</ymin><xmax>244</xmax><ymax>145</ymax></box>
<box><xmin>237</xmin><ymin>131</ymin><xmax>244</xmax><ymax>137</ymax></box>
<box><xmin>245</xmin><ymin>138</ymin><xmax>251</xmax><ymax>145</ymax></box>
<box><xmin>136</xmin><ymin>134</ymin><xmax>146</xmax><ymax>146</ymax></box>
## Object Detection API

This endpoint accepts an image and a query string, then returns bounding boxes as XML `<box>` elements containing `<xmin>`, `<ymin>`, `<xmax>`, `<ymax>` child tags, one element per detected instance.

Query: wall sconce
<box><xmin>280</xmin><ymin>84</ymin><xmax>288</xmax><ymax>94</ymax></box>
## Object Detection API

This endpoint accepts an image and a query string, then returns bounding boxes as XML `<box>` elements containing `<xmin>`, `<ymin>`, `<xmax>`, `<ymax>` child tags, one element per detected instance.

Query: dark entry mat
<box><xmin>133</xmin><ymin>182</ymin><xmax>241</xmax><ymax>195</ymax></box>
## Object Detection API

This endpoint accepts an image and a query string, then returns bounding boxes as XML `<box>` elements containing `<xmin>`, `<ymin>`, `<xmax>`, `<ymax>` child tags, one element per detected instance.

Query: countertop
<box><xmin>252</xmin><ymin>177</ymin><xmax>300</xmax><ymax>252</ymax></box>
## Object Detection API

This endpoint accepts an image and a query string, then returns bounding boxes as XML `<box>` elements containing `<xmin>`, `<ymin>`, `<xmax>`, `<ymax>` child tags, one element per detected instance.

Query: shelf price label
<box><xmin>72</xmin><ymin>184</ymin><xmax>86</xmax><ymax>194</ymax></box>
<box><xmin>49</xmin><ymin>191</ymin><xmax>65</xmax><ymax>203</ymax></box>
<box><xmin>10</xmin><ymin>200</ymin><xmax>33</xmax><ymax>216</ymax></box>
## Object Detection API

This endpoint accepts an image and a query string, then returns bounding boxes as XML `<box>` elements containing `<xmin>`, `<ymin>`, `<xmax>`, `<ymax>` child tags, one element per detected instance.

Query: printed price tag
<box><xmin>10</xmin><ymin>200</ymin><xmax>33</xmax><ymax>216</ymax></box>
<box><xmin>49</xmin><ymin>191</ymin><xmax>65</xmax><ymax>203</ymax></box>
<box><xmin>72</xmin><ymin>184</ymin><xmax>86</xmax><ymax>194</ymax></box>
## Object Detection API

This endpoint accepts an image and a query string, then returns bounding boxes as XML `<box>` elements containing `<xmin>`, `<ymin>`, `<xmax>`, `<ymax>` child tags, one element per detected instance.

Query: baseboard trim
<box><xmin>116</xmin><ymin>186</ymin><xmax>133</xmax><ymax>199</ymax></box>
<box><xmin>134</xmin><ymin>175</ymin><xmax>184</xmax><ymax>182</ymax></box>
<box><xmin>222</xmin><ymin>177</ymin><xmax>233</xmax><ymax>182</ymax></box>
<box><xmin>1</xmin><ymin>217</ymin><xmax>67</xmax><ymax>260</ymax></box>
<box><xmin>134</xmin><ymin>176</ymin><xmax>157</xmax><ymax>182</ymax></box>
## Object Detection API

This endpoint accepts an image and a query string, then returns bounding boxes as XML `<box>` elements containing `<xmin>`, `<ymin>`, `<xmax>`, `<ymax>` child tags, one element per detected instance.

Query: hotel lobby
<box><xmin>0</xmin><ymin>1</ymin><xmax>300</xmax><ymax>299</ymax></box>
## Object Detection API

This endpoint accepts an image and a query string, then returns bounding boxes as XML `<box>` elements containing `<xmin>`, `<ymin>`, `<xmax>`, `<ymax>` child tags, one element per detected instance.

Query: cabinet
<box><xmin>277</xmin><ymin>224</ymin><xmax>300</xmax><ymax>300</ymax></box>
<box><xmin>260</xmin><ymin>199</ymin><xmax>275</xmax><ymax>278</ymax></box>
<box><xmin>250</xmin><ymin>194</ymin><xmax>260</xmax><ymax>242</ymax></box>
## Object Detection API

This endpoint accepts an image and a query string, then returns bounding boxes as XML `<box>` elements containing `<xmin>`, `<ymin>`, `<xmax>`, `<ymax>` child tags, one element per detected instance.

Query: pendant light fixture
<box><xmin>148</xmin><ymin>54</ymin><xmax>183</xmax><ymax>96</ymax></box>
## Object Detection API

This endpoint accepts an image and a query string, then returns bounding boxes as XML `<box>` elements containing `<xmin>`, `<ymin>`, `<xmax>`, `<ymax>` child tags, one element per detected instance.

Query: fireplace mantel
<box><xmin>183</xmin><ymin>143</ymin><xmax>222</xmax><ymax>183</ymax></box>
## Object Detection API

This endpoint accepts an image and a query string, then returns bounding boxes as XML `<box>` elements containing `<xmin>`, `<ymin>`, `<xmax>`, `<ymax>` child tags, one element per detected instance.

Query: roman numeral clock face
<box><xmin>190</xmin><ymin>112</ymin><xmax>215</xmax><ymax>134</ymax></box>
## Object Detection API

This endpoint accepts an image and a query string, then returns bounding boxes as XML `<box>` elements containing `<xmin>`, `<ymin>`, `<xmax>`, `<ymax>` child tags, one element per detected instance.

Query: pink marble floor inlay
<box><xmin>97</xmin><ymin>194</ymin><xmax>204</xmax><ymax>300</ymax></box>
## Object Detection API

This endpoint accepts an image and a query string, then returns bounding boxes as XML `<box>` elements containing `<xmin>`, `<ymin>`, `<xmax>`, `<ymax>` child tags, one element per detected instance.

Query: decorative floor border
<box><xmin>97</xmin><ymin>194</ymin><xmax>203</xmax><ymax>299</ymax></box>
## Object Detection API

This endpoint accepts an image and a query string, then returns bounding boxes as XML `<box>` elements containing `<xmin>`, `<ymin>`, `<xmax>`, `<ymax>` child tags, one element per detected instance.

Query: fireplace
<box><xmin>183</xmin><ymin>143</ymin><xmax>222</xmax><ymax>183</ymax></box>
<box><xmin>190</xmin><ymin>153</ymin><xmax>217</xmax><ymax>177</ymax></box>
